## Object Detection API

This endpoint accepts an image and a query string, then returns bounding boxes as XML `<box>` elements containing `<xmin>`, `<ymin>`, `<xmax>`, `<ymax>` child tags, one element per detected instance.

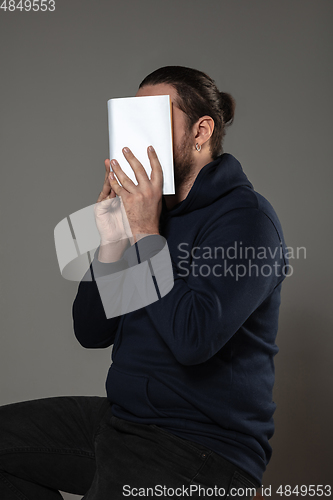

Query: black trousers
<box><xmin>0</xmin><ymin>396</ymin><xmax>259</xmax><ymax>499</ymax></box>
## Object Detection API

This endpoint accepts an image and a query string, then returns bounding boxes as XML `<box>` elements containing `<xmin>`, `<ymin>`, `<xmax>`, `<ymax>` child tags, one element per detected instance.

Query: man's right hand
<box><xmin>94</xmin><ymin>160</ymin><xmax>132</xmax><ymax>262</ymax></box>
<box><xmin>94</xmin><ymin>160</ymin><xmax>132</xmax><ymax>244</ymax></box>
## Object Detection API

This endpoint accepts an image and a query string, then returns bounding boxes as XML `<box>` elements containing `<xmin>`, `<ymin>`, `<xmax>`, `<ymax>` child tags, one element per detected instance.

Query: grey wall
<box><xmin>1</xmin><ymin>1</ymin><xmax>332</xmax><ymax>498</ymax></box>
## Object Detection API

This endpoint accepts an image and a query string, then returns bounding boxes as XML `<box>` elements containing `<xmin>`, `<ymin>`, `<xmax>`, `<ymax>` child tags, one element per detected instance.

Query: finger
<box><xmin>97</xmin><ymin>177</ymin><xmax>111</xmax><ymax>202</ymax></box>
<box><xmin>96</xmin><ymin>162</ymin><xmax>112</xmax><ymax>203</ymax></box>
<box><xmin>107</xmin><ymin>176</ymin><xmax>117</xmax><ymax>198</ymax></box>
<box><xmin>105</xmin><ymin>159</ymin><xmax>111</xmax><ymax>175</ymax></box>
<box><xmin>111</xmin><ymin>159</ymin><xmax>137</xmax><ymax>193</ymax></box>
<box><xmin>148</xmin><ymin>146</ymin><xmax>163</xmax><ymax>189</ymax></box>
<box><xmin>103</xmin><ymin>159</ymin><xmax>112</xmax><ymax>185</ymax></box>
<box><xmin>109</xmin><ymin>171</ymin><xmax>128</xmax><ymax>198</ymax></box>
<box><xmin>122</xmin><ymin>147</ymin><xmax>150</xmax><ymax>186</ymax></box>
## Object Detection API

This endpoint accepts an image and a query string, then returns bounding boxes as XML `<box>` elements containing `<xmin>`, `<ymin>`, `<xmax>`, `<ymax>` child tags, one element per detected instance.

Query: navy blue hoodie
<box><xmin>72</xmin><ymin>153</ymin><xmax>288</xmax><ymax>486</ymax></box>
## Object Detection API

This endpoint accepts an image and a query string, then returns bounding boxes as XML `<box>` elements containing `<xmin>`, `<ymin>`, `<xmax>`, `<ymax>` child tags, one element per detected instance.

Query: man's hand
<box><xmin>94</xmin><ymin>159</ymin><xmax>132</xmax><ymax>244</ymax></box>
<box><xmin>94</xmin><ymin>159</ymin><xmax>132</xmax><ymax>263</ymax></box>
<box><xmin>109</xmin><ymin>146</ymin><xmax>163</xmax><ymax>244</ymax></box>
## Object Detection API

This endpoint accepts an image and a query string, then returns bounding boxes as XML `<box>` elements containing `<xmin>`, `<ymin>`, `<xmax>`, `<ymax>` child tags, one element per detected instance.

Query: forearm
<box><xmin>73</xmin><ymin>233</ymin><xmax>168</xmax><ymax>348</ymax></box>
<box><xmin>72</xmin><ymin>279</ymin><xmax>121</xmax><ymax>348</ymax></box>
<box><xmin>73</xmin><ymin>241</ymin><xmax>130</xmax><ymax>348</ymax></box>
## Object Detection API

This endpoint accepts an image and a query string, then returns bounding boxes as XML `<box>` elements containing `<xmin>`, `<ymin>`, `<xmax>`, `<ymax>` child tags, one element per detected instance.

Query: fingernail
<box><xmin>111</xmin><ymin>159</ymin><xmax>118</xmax><ymax>167</ymax></box>
<box><xmin>109</xmin><ymin>172</ymin><xmax>114</xmax><ymax>180</ymax></box>
<box><xmin>123</xmin><ymin>147</ymin><xmax>130</xmax><ymax>153</ymax></box>
<box><xmin>148</xmin><ymin>145</ymin><xmax>154</xmax><ymax>152</ymax></box>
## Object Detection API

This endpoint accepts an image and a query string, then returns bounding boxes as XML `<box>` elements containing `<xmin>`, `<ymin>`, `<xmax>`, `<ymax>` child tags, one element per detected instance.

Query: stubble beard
<box><xmin>173</xmin><ymin>128</ymin><xmax>195</xmax><ymax>190</ymax></box>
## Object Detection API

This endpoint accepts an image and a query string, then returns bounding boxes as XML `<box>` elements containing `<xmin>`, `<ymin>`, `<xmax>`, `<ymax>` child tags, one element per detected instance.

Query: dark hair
<box><xmin>139</xmin><ymin>66</ymin><xmax>235</xmax><ymax>159</ymax></box>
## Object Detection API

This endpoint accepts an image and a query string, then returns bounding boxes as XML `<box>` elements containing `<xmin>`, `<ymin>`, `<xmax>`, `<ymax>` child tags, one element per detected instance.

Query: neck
<box><xmin>163</xmin><ymin>176</ymin><xmax>194</xmax><ymax>210</ymax></box>
<box><xmin>164</xmin><ymin>153</ymin><xmax>213</xmax><ymax>211</ymax></box>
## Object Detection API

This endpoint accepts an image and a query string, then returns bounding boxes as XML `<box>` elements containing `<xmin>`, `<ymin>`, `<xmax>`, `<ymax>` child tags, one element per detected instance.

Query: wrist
<box><xmin>129</xmin><ymin>228</ymin><xmax>160</xmax><ymax>245</ymax></box>
<box><xmin>98</xmin><ymin>238</ymin><xmax>129</xmax><ymax>263</ymax></box>
<box><xmin>100</xmin><ymin>237</ymin><xmax>129</xmax><ymax>246</ymax></box>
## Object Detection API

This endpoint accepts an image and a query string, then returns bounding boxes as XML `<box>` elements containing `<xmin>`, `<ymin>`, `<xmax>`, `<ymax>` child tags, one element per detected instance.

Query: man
<box><xmin>0</xmin><ymin>66</ymin><xmax>287</xmax><ymax>499</ymax></box>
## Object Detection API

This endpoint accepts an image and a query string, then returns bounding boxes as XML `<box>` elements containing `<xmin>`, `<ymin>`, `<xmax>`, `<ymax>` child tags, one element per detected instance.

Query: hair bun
<box><xmin>219</xmin><ymin>92</ymin><xmax>236</xmax><ymax>125</ymax></box>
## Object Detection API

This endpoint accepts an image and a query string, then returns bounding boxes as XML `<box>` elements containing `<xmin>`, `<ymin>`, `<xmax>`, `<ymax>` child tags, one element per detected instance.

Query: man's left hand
<box><xmin>108</xmin><ymin>146</ymin><xmax>163</xmax><ymax>244</ymax></box>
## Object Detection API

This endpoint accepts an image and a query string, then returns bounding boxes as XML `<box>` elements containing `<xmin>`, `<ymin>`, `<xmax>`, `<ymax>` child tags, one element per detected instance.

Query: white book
<box><xmin>107</xmin><ymin>95</ymin><xmax>175</xmax><ymax>195</ymax></box>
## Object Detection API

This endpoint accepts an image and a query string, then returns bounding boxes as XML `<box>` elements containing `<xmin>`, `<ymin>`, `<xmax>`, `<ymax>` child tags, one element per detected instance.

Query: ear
<box><xmin>193</xmin><ymin>115</ymin><xmax>215</xmax><ymax>147</ymax></box>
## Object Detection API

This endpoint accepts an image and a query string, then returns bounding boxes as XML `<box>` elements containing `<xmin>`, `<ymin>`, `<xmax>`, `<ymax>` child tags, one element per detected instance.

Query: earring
<box><xmin>195</xmin><ymin>143</ymin><xmax>201</xmax><ymax>152</ymax></box>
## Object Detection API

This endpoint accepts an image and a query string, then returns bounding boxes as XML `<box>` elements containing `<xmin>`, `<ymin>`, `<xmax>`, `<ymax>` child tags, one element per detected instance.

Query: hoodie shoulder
<box><xmin>253</xmin><ymin>191</ymin><xmax>286</xmax><ymax>248</ymax></box>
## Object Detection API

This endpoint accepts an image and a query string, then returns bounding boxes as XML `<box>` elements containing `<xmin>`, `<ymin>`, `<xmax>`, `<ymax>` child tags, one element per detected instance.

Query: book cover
<box><xmin>107</xmin><ymin>95</ymin><xmax>175</xmax><ymax>195</ymax></box>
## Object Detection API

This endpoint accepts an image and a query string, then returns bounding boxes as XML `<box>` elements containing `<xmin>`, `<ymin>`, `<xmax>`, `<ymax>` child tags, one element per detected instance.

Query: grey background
<box><xmin>0</xmin><ymin>1</ymin><xmax>332</xmax><ymax>498</ymax></box>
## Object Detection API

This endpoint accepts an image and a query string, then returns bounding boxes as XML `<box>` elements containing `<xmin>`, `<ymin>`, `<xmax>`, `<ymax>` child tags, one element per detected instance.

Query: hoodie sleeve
<box><xmin>71</xmin><ymin>253</ymin><xmax>127</xmax><ymax>349</ymax></box>
<box><xmin>145</xmin><ymin>207</ymin><xmax>288</xmax><ymax>366</ymax></box>
<box><xmin>72</xmin><ymin>235</ymin><xmax>166</xmax><ymax>348</ymax></box>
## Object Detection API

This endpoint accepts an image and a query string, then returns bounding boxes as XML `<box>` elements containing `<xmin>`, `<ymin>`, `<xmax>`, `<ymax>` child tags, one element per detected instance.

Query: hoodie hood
<box><xmin>162</xmin><ymin>153</ymin><xmax>254</xmax><ymax>217</ymax></box>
